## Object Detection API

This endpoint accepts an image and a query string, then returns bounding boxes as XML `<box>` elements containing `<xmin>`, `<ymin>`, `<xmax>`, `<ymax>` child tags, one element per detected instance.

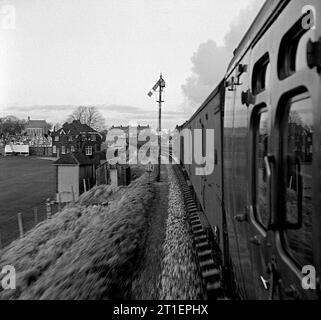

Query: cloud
<box><xmin>96</xmin><ymin>105</ymin><xmax>145</xmax><ymax>114</ymax></box>
<box><xmin>4</xmin><ymin>104</ymin><xmax>145</xmax><ymax>114</ymax></box>
<box><xmin>181</xmin><ymin>0</ymin><xmax>264</xmax><ymax>115</ymax></box>
<box><xmin>224</xmin><ymin>1</ymin><xmax>264</xmax><ymax>52</ymax></box>
<box><xmin>181</xmin><ymin>40</ymin><xmax>229</xmax><ymax>109</ymax></box>
<box><xmin>1</xmin><ymin>103</ymin><xmax>184</xmax><ymax>130</ymax></box>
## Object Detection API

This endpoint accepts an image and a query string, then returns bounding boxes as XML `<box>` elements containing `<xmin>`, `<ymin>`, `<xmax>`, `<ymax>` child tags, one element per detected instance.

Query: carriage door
<box><xmin>275</xmin><ymin>92</ymin><xmax>317</xmax><ymax>299</ymax></box>
<box><xmin>271</xmin><ymin>4</ymin><xmax>321</xmax><ymax>299</ymax></box>
<box><xmin>249</xmin><ymin>52</ymin><xmax>274</xmax><ymax>299</ymax></box>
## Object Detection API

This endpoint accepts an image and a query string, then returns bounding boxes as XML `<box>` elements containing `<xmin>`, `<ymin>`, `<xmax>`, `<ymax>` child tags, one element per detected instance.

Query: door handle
<box><xmin>260</xmin><ymin>275</ymin><xmax>270</xmax><ymax>290</ymax></box>
<box><xmin>264</xmin><ymin>155</ymin><xmax>272</xmax><ymax>179</ymax></box>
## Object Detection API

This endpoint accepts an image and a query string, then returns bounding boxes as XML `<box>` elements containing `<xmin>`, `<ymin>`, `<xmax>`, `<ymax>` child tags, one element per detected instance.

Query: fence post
<box><xmin>17</xmin><ymin>212</ymin><xmax>24</xmax><ymax>238</ymax></box>
<box><xmin>58</xmin><ymin>193</ymin><xmax>61</xmax><ymax>212</ymax></box>
<box><xmin>0</xmin><ymin>231</ymin><xmax>2</xmax><ymax>249</ymax></box>
<box><xmin>34</xmin><ymin>207</ymin><xmax>38</xmax><ymax>225</ymax></box>
<box><xmin>46</xmin><ymin>198</ymin><xmax>52</xmax><ymax>219</ymax></box>
<box><xmin>83</xmin><ymin>179</ymin><xmax>87</xmax><ymax>193</ymax></box>
<box><xmin>104</xmin><ymin>165</ymin><xmax>108</xmax><ymax>184</ymax></box>
<box><xmin>71</xmin><ymin>186</ymin><xmax>75</xmax><ymax>203</ymax></box>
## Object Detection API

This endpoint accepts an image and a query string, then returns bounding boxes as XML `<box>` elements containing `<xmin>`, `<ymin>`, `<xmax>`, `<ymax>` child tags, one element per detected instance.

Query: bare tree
<box><xmin>53</xmin><ymin>123</ymin><xmax>62</xmax><ymax>131</ymax></box>
<box><xmin>67</xmin><ymin>106</ymin><xmax>105</xmax><ymax>131</ymax></box>
<box><xmin>68</xmin><ymin>106</ymin><xmax>87</xmax><ymax>123</ymax></box>
<box><xmin>0</xmin><ymin>115</ymin><xmax>26</xmax><ymax>141</ymax></box>
<box><xmin>289</xmin><ymin>110</ymin><xmax>303</xmax><ymax>126</ymax></box>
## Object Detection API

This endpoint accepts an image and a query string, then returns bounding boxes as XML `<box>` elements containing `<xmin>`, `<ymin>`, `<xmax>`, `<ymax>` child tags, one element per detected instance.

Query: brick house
<box><xmin>51</xmin><ymin>120</ymin><xmax>102</xmax><ymax>158</ymax></box>
<box><xmin>25</xmin><ymin>116</ymin><xmax>51</xmax><ymax>138</ymax></box>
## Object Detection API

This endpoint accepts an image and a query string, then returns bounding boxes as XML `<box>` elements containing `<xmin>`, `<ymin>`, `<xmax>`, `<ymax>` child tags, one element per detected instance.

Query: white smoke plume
<box><xmin>182</xmin><ymin>0</ymin><xmax>265</xmax><ymax>114</ymax></box>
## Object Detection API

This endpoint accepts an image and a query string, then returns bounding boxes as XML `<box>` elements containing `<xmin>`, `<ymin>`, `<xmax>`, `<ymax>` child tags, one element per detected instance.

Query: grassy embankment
<box><xmin>0</xmin><ymin>170</ymin><xmax>154</xmax><ymax>299</ymax></box>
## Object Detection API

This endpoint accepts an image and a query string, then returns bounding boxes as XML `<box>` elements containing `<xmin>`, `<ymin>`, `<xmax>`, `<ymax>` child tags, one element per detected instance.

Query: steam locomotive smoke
<box><xmin>181</xmin><ymin>0</ymin><xmax>264</xmax><ymax>114</ymax></box>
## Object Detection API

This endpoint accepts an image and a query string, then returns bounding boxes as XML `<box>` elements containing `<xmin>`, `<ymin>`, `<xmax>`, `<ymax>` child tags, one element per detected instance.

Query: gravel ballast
<box><xmin>158</xmin><ymin>166</ymin><xmax>203</xmax><ymax>300</ymax></box>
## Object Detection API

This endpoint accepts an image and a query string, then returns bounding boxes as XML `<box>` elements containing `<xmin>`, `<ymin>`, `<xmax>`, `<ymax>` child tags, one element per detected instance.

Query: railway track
<box><xmin>172</xmin><ymin>163</ymin><xmax>228</xmax><ymax>300</ymax></box>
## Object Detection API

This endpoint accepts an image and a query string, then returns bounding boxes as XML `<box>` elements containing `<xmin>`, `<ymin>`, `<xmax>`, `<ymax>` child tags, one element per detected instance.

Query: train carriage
<box><xmin>179</xmin><ymin>0</ymin><xmax>321</xmax><ymax>299</ymax></box>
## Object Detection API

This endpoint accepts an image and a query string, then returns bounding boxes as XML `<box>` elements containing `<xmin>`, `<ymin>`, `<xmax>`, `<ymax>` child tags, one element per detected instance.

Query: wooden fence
<box><xmin>96</xmin><ymin>162</ymin><xmax>110</xmax><ymax>186</ymax></box>
<box><xmin>0</xmin><ymin>193</ymin><xmax>72</xmax><ymax>250</ymax></box>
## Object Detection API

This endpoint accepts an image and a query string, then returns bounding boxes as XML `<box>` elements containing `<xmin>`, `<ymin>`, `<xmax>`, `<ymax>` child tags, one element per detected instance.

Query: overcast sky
<box><xmin>0</xmin><ymin>0</ymin><xmax>264</xmax><ymax>129</ymax></box>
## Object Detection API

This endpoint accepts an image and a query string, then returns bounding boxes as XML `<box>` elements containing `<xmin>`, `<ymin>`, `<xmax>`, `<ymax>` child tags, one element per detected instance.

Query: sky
<box><xmin>0</xmin><ymin>0</ymin><xmax>265</xmax><ymax>129</ymax></box>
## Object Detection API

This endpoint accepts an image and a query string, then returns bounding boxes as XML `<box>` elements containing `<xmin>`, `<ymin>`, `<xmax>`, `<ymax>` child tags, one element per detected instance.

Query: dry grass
<box><xmin>0</xmin><ymin>173</ymin><xmax>154</xmax><ymax>300</ymax></box>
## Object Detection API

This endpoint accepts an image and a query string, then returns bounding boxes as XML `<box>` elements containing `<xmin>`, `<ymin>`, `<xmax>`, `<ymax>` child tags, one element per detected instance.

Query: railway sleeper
<box><xmin>174</xmin><ymin>165</ymin><xmax>226</xmax><ymax>300</ymax></box>
<box><xmin>191</xmin><ymin>224</ymin><xmax>203</xmax><ymax>232</ymax></box>
<box><xmin>196</xmin><ymin>241</ymin><xmax>210</xmax><ymax>250</ymax></box>
<box><xmin>190</xmin><ymin>219</ymin><xmax>200</xmax><ymax>226</ymax></box>
<box><xmin>186</xmin><ymin>202</ymin><xmax>198</xmax><ymax>208</ymax></box>
<box><xmin>202</xmin><ymin>269</ymin><xmax>221</xmax><ymax>280</ymax></box>
<box><xmin>199</xmin><ymin>259</ymin><xmax>216</xmax><ymax>269</ymax></box>
<box><xmin>206</xmin><ymin>281</ymin><xmax>223</xmax><ymax>299</ymax></box>
<box><xmin>190</xmin><ymin>227</ymin><xmax>201</xmax><ymax>236</ymax></box>
<box><xmin>187</xmin><ymin>203</ymin><xmax>197</xmax><ymax>208</ymax></box>
<box><xmin>191</xmin><ymin>219</ymin><xmax>201</xmax><ymax>226</ymax></box>
<box><xmin>194</xmin><ymin>234</ymin><xmax>207</xmax><ymax>243</ymax></box>
<box><xmin>197</xmin><ymin>249</ymin><xmax>213</xmax><ymax>261</ymax></box>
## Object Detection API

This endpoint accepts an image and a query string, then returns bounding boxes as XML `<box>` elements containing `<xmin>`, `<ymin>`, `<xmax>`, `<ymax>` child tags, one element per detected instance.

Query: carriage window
<box><xmin>254</xmin><ymin>109</ymin><xmax>269</xmax><ymax>229</ymax></box>
<box><xmin>296</xmin><ymin>29</ymin><xmax>314</xmax><ymax>71</ymax></box>
<box><xmin>278</xmin><ymin>12</ymin><xmax>313</xmax><ymax>79</ymax></box>
<box><xmin>284</xmin><ymin>94</ymin><xmax>313</xmax><ymax>266</ymax></box>
<box><xmin>252</xmin><ymin>53</ymin><xmax>270</xmax><ymax>95</ymax></box>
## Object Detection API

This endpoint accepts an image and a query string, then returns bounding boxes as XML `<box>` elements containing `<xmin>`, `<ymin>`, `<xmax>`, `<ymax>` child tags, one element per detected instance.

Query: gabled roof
<box><xmin>53</xmin><ymin>120</ymin><xmax>98</xmax><ymax>136</ymax></box>
<box><xmin>26</xmin><ymin>120</ymin><xmax>48</xmax><ymax>128</ymax></box>
<box><xmin>54</xmin><ymin>152</ymin><xmax>94</xmax><ymax>166</ymax></box>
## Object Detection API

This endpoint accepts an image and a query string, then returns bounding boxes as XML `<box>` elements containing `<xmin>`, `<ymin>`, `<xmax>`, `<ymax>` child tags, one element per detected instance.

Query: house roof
<box><xmin>52</xmin><ymin>120</ymin><xmax>99</xmax><ymax>136</ymax></box>
<box><xmin>26</xmin><ymin>120</ymin><xmax>48</xmax><ymax>128</ymax></box>
<box><xmin>54</xmin><ymin>152</ymin><xmax>94</xmax><ymax>166</ymax></box>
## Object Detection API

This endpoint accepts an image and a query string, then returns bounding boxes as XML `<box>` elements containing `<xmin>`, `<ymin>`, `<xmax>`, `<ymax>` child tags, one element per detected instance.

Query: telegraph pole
<box><xmin>156</xmin><ymin>75</ymin><xmax>164</xmax><ymax>182</ymax></box>
<box><xmin>147</xmin><ymin>73</ymin><xmax>166</xmax><ymax>182</ymax></box>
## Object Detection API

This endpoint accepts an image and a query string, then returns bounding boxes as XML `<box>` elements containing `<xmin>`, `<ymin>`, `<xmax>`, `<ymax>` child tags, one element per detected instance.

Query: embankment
<box><xmin>0</xmin><ymin>173</ymin><xmax>154</xmax><ymax>299</ymax></box>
